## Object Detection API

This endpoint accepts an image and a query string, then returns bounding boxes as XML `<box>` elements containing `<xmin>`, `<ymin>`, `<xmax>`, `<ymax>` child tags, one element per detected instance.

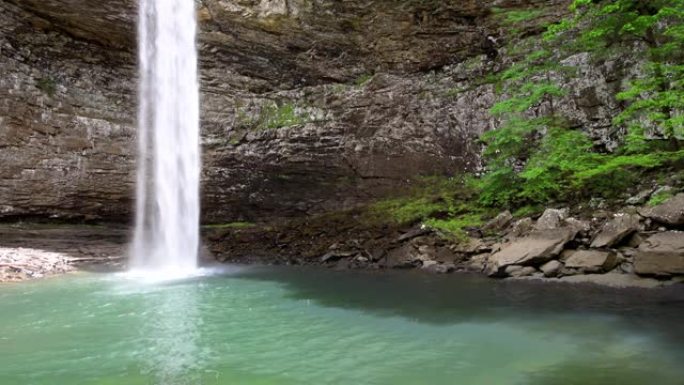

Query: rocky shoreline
<box><xmin>2</xmin><ymin>193</ymin><xmax>683</xmax><ymax>288</ymax></box>
<box><xmin>0</xmin><ymin>225</ymin><xmax>127</xmax><ymax>282</ymax></box>
<box><xmin>208</xmin><ymin>193</ymin><xmax>684</xmax><ymax>289</ymax></box>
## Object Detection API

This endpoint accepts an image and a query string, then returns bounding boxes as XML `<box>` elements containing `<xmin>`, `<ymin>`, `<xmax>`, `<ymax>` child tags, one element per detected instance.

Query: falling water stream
<box><xmin>131</xmin><ymin>0</ymin><xmax>201</xmax><ymax>274</ymax></box>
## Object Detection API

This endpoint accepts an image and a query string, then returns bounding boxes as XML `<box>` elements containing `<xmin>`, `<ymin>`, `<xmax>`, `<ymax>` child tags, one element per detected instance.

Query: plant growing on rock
<box><xmin>475</xmin><ymin>0</ymin><xmax>684</xmax><ymax>209</ymax></box>
<box><xmin>36</xmin><ymin>76</ymin><xmax>57</xmax><ymax>97</ymax></box>
<box><xmin>236</xmin><ymin>102</ymin><xmax>312</xmax><ymax>131</ymax></box>
<box><xmin>552</xmin><ymin>0</ymin><xmax>684</xmax><ymax>144</ymax></box>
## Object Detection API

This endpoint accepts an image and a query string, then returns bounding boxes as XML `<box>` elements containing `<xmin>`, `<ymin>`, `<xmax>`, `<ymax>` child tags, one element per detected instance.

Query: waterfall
<box><xmin>131</xmin><ymin>0</ymin><xmax>201</xmax><ymax>274</ymax></box>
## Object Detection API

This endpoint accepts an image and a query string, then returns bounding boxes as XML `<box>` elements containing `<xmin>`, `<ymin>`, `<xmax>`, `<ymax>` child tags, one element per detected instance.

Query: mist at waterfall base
<box><xmin>130</xmin><ymin>0</ymin><xmax>201</xmax><ymax>278</ymax></box>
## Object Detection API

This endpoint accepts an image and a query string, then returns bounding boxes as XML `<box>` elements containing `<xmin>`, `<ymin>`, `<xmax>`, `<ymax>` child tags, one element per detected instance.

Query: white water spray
<box><xmin>131</xmin><ymin>0</ymin><xmax>201</xmax><ymax>275</ymax></box>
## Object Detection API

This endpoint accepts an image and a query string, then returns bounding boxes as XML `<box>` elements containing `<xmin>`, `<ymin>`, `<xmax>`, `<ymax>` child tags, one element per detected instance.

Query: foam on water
<box><xmin>120</xmin><ymin>265</ymin><xmax>244</xmax><ymax>285</ymax></box>
<box><xmin>131</xmin><ymin>0</ymin><xmax>201</xmax><ymax>275</ymax></box>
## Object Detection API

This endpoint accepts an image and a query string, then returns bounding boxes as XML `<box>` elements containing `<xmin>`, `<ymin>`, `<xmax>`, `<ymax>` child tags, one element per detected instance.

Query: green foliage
<box><xmin>370</xmin><ymin>1</ymin><xmax>684</xmax><ymax>234</ymax></box>
<box><xmin>354</xmin><ymin>74</ymin><xmax>374</xmax><ymax>87</ymax></box>
<box><xmin>366</xmin><ymin>176</ymin><xmax>498</xmax><ymax>242</ymax></box>
<box><xmin>512</xmin><ymin>205</ymin><xmax>543</xmax><ymax>218</ymax></box>
<box><xmin>519</xmin><ymin>128</ymin><xmax>600</xmax><ymax>202</ymax></box>
<box><xmin>423</xmin><ymin>214</ymin><xmax>484</xmax><ymax>240</ymax></box>
<box><xmin>492</xmin><ymin>7</ymin><xmax>545</xmax><ymax>34</ymax></box>
<box><xmin>260</xmin><ymin>103</ymin><xmax>308</xmax><ymax>129</ymax></box>
<box><xmin>368</xmin><ymin>177</ymin><xmax>463</xmax><ymax>224</ymax></box>
<box><xmin>647</xmin><ymin>189</ymin><xmax>675</xmax><ymax>206</ymax></box>
<box><xmin>235</xmin><ymin>102</ymin><xmax>310</xmax><ymax>131</ymax></box>
<box><xmin>498</xmin><ymin>8</ymin><xmax>544</xmax><ymax>24</ymax></box>
<box><xmin>474</xmin><ymin>0</ymin><xmax>684</xmax><ymax>209</ymax></box>
<box><xmin>36</xmin><ymin>77</ymin><xmax>57</xmax><ymax>96</ymax></box>
<box><xmin>472</xmin><ymin>168</ymin><xmax>520</xmax><ymax>207</ymax></box>
<box><xmin>370</xmin><ymin>197</ymin><xmax>444</xmax><ymax>225</ymax></box>
<box><xmin>573</xmin><ymin>150</ymin><xmax>684</xmax><ymax>182</ymax></box>
<box><xmin>490</xmin><ymin>82</ymin><xmax>565</xmax><ymax>115</ymax></box>
<box><xmin>481</xmin><ymin>118</ymin><xmax>548</xmax><ymax>164</ymax></box>
<box><xmin>615</xmin><ymin>62</ymin><xmax>684</xmax><ymax>140</ymax></box>
<box><xmin>367</xmin><ymin>176</ymin><xmax>491</xmax><ymax>232</ymax></box>
<box><xmin>551</xmin><ymin>0</ymin><xmax>684</xmax><ymax>140</ymax></box>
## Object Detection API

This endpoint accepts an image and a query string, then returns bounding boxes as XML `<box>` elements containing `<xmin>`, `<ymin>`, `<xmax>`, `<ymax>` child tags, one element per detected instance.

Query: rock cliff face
<box><xmin>0</xmin><ymin>0</ymin><xmax>609</xmax><ymax>223</ymax></box>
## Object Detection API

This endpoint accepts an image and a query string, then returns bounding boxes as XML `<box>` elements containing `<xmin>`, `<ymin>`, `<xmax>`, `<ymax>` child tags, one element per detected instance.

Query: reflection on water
<box><xmin>0</xmin><ymin>267</ymin><xmax>682</xmax><ymax>385</ymax></box>
<box><xmin>239</xmin><ymin>267</ymin><xmax>684</xmax><ymax>344</ymax></box>
<box><xmin>137</xmin><ymin>282</ymin><xmax>204</xmax><ymax>385</ymax></box>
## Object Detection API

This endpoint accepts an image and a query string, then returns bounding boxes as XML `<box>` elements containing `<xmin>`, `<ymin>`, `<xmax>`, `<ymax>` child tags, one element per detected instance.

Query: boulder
<box><xmin>564</xmin><ymin>250</ymin><xmax>618</xmax><ymax>273</ymax></box>
<box><xmin>381</xmin><ymin>244</ymin><xmax>418</xmax><ymax>268</ymax></box>
<box><xmin>565</xmin><ymin>218</ymin><xmax>591</xmax><ymax>234</ymax></box>
<box><xmin>634</xmin><ymin>232</ymin><xmax>684</xmax><ymax>276</ymax></box>
<box><xmin>639</xmin><ymin>193</ymin><xmax>684</xmax><ymax>226</ymax></box>
<box><xmin>430</xmin><ymin>246</ymin><xmax>459</xmax><ymax>263</ymax></box>
<box><xmin>451</xmin><ymin>238</ymin><xmax>492</xmax><ymax>255</ymax></box>
<box><xmin>540</xmin><ymin>260</ymin><xmax>563</xmax><ymax>277</ymax></box>
<box><xmin>504</xmin><ymin>265</ymin><xmax>537</xmax><ymax>278</ymax></box>
<box><xmin>590</xmin><ymin>213</ymin><xmax>641</xmax><ymax>248</ymax></box>
<box><xmin>423</xmin><ymin>262</ymin><xmax>454</xmax><ymax>274</ymax></box>
<box><xmin>534</xmin><ymin>208</ymin><xmax>569</xmax><ymax>231</ymax></box>
<box><xmin>626</xmin><ymin>189</ymin><xmax>653</xmax><ymax>205</ymax></box>
<box><xmin>508</xmin><ymin>217</ymin><xmax>533</xmax><ymax>238</ymax></box>
<box><xmin>466</xmin><ymin>253</ymin><xmax>489</xmax><ymax>272</ymax></box>
<box><xmin>488</xmin><ymin>228</ymin><xmax>576</xmax><ymax>275</ymax></box>
<box><xmin>482</xmin><ymin>210</ymin><xmax>513</xmax><ymax>232</ymax></box>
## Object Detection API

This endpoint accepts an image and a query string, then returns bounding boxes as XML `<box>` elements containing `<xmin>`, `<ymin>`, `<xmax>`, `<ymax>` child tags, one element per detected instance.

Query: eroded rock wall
<box><xmin>0</xmin><ymin>0</ymin><xmax>602</xmax><ymax>223</ymax></box>
<box><xmin>0</xmin><ymin>2</ymin><xmax>135</xmax><ymax>220</ymax></box>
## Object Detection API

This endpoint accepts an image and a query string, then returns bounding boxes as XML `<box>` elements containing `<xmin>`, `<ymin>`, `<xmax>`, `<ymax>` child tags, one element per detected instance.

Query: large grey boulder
<box><xmin>534</xmin><ymin>208</ymin><xmax>569</xmax><ymax>231</ymax></box>
<box><xmin>590</xmin><ymin>213</ymin><xmax>641</xmax><ymax>248</ymax></box>
<box><xmin>540</xmin><ymin>260</ymin><xmax>563</xmax><ymax>277</ymax></box>
<box><xmin>639</xmin><ymin>193</ymin><xmax>684</xmax><ymax>226</ymax></box>
<box><xmin>488</xmin><ymin>228</ymin><xmax>576</xmax><ymax>275</ymax></box>
<box><xmin>482</xmin><ymin>210</ymin><xmax>513</xmax><ymax>232</ymax></box>
<box><xmin>509</xmin><ymin>217</ymin><xmax>534</xmax><ymax>238</ymax></box>
<box><xmin>634</xmin><ymin>232</ymin><xmax>684</xmax><ymax>276</ymax></box>
<box><xmin>381</xmin><ymin>244</ymin><xmax>419</xmax><ymax>268</ymax></box>
<box><xmin>564</xmin><ymin>250</ymin><xmax>618</xmax><ymax>273</ymax></box>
